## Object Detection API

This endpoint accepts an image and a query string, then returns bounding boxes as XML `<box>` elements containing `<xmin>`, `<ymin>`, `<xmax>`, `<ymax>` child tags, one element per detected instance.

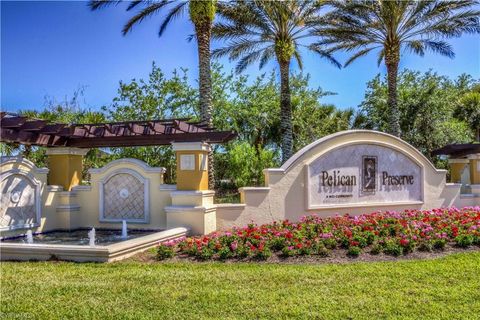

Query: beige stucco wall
<box><xmin>1</xmin><ymin>158</ymin><xmax>175</xmax><ymax>237</ymax></box>
<box><xmin>216</xmin><ymin>130</ymin><xmax>479</xmax><ymax>229</ymax></box>
<box><xmin>73</xmin><ymin>159</ymin><xmax>173</xmax><ymax>230</ymax></box>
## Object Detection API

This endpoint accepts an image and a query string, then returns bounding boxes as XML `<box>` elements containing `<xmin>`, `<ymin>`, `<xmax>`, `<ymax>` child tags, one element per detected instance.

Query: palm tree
<box><xmin>316</xmin><ymin>0</ymin><xmax>480</xmax><ymax>137</ymax></box>
<box><xmin>213</xmin><ymin>0</ymin><xmax>340</xmax><ymax>162</ymax></box>
<box><xmin>90</xmin><ymin>0</ymin><xmax>218</xmax><ymax>188</ymax></box>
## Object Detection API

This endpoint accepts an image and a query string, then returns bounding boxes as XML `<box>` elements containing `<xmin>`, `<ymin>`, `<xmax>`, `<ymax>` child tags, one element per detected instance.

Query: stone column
<box><xmin>165</xmin><ymin>142</ymin><xmax>216</xmax><ymax>235</ymax></box>
<box><xmin>172</xmin><ymin>142</ymin><xmax>210</xmax><ymax>191</ymax></box>
<box><xmin>45</xmin><ymin>147</ymin><xmax>89</xmax><ymax>191</ymax></box>
<box><xmin>448</xmin><ymin>158</ymin><xmax>469</xmax><ymax>183</ymax></box>
<box><xmin>468</xmin><ymin>154</ymin><xmax>480</xmax><ymax>184</ymax></box>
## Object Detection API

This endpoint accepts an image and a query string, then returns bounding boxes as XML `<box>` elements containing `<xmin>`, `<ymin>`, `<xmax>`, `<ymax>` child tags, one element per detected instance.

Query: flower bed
<box><xmin>157</xmin><ymin>207</ymin><xmax>480</xmax><ymax>261</ymax></box>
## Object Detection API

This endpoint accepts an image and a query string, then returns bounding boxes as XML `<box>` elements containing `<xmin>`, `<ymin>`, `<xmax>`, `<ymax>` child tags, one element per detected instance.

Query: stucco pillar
<box><xmin>45</xmin><ymin>147</ymin><xmax>89</xmax><ymax>191</ymax></box>
<box><xmin>468</xmin><ymin>154</ymin><xmax>480</xmax><ymax>184</ymax></box>
<box><xmin>172</xmin><ymin>142</ymin><xmax>209</xmax><ymax>191</ymax></box>
<box><xmin>448</xmin><ymin>158</ymin><xmax>469</xmax><ymax>183</ymax></box>
<box><xmin>166</xmin><ymin>142</ymin><xmax>216</xmax><ymax>235</ymax></box>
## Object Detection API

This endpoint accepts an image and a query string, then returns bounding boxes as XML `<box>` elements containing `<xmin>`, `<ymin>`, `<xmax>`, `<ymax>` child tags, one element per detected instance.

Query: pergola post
<box><xmin>448</xmin><ymin>158</ymin><xmax>469</xmax><ymax>183</ymax></box>
<box><xmin>468</xmin><ymin>154</ymin><xmax>480</xmax><ymax>185</ymax></box>
<box><xmin>45</xmin><ymin>147</ymin><xmax>89</xmax><ymax>191</ymax></box>
<box><xmin>172</xmin><ymin>142</ymin><xmax>210</xmax><ymax>191</ymax></box>
<box><xmin>165</xmin><ymin>142</ymin><xmax>216</xmax><ymax>235</ymax></box>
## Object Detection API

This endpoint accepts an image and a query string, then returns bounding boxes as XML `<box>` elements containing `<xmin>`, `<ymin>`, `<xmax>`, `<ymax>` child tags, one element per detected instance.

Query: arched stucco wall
<box><xmin>217</xmin><ymin>130</ymin><xmax>469</xmax><ymax>229</ymax></box>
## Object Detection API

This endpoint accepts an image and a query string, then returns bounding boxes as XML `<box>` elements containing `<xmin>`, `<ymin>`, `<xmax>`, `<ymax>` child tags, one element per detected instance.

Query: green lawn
<box><xmin>1</xmin><ymin>252</ymin><xmax>479</xmax><ymax>320</ymax></box>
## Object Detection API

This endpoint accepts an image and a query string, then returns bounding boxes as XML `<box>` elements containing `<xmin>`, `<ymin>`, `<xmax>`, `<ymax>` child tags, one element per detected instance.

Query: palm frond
<box><xmin>89</xmin><ymin>0</ymin><xmax>122</xmax><ymax>11</ymax></box>
<box><xmin>309</xmin><ymin>44</ymin><xmax>342</xmax><ymax>69</ymax></box>
<box><xmin>235</xmin><ymin>49</ymin><xmax>264</xmax><ymax>73</ymax></box>
<box><xmin>259</xmin><ymin>46</ymin><xmax>275</xmax><ymax>69</ymax></box>
<box><xmin>344</xmin><ymin>46</ymin><xmax>378</xmax><ymax>67</ymax></box>
<box><xmin>122</xmin><ymin>0</ymin><xmax>173</xmax><ymax>35</ymax></box>
<box><xmin>158</xmin><ymin>1</ymin><xmax>187</xmax><ymax>37</ymax></box>
<box><xmin>293</xmin><ymin>49</ymin><xmax>303</xmax><ymax>70</ymax></box>
<box><xmin>126</xmin><ymin>1</ymin><xmax>143</xmax><ymax>11</ymax></box>
<box><xmin>376</xmin><ymin>48</ymin><xmax>385</xmax><ymax>66</ymax></box>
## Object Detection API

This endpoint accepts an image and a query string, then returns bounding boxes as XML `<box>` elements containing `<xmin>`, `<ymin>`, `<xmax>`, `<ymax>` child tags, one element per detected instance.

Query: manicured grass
<box><xmin>1</xmin><ymin>252</ymin><xmax>480</xmax><ymax>319</ymax></box>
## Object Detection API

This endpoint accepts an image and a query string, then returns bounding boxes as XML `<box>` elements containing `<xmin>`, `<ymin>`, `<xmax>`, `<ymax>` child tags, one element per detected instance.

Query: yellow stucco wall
<box><xmin>470</xmin><ymin>158</ymin><xmax>480</xmax><ymax>184</ymax></box>
<box><xmin>175</xmin><ymin>150</ymin><xmax>209</xmax><ymax>191</ymax></box>
<box><xmin>1</xmin><ymin>158</ymin><xmax>174</xmax><ymax>237</ymax></box>
<box><xmin>47</xmin><ymin>154</ymin><xmax>83</xmax><ymax>191</ymax></box>
<box><xmin>450</xmin><ymin>162</ymin><xmax>468</xmax><ymax>183</ymax></box>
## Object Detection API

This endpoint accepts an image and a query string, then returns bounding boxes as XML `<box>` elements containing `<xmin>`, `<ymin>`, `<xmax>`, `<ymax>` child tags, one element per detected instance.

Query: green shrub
<box><xmin>473</xmin><ymin>235</ymin><xmax>480</xmax><ymax>246</ymax></box>
<box><xmin>433</xmin><ymin>239</ymin><xmax>447</xmax><ymax>250</ymax></box>
<box><xmin>156</xmin><ymin>245</ymin><xmax>174</xmax><ymax>260</ymax></box>
<box><xmin>196</xmin><ymin>247</ymin><xmax>214</xmax><ymax>260</ymax></box>
<box><xmin>281</xmin><ymin>246</ymin><xmax>297</xmax><ymax>257</ymax></box>
<box><xmin>254</xmin><ymin>248</ymin><xmax>272</xmax><ymax>260</ymax></box>
<box><xmin>352</xmin><ymin>235</ymin><xmax>368</xmax><ymax>248</ymax></box>
<box><xmin>218</xmin><ymin>247</ymin><xmax>233</xmax><ymax>260</ymax></box>
<box><xmin>299</xmin><ymin>246</ymin><xmax>313</xmax><ymax>256</ymax></box>
<box><xmin>455</xmin><ymin>234</ymin><xmax>474</xmax><ymax>248</ymax></box>
<box><xmin>347</xmin><ymin>246</ymin><xmax>361</xmax><ymax>257</ymax></box>
<box><xmin>418</xmin><ymin>241</ymin><xmax>433</xmax><ymax>252</ymax></box>
<box><xmin>370</xmin><ymin>243</ymin><xmax>382</xmax><ymax>255</ymax></box>
<box><xmin>383</xmin><ymin>241</ymin><xmax>404</xmax><ymax>256</ymax></box>
<box><xmin>316</xmin><ymin>245</ymin><xmax>330</xmax><ymax>257</ymax></box>
<box><xmin>323</xmin><ymin>238</ymin><xmax>337</xmax><ymax>250</ymax></box>
<box><xmin>237</xmin><ymin>245</ymin><xmax>251</xmax><ymax>258</ymax></box>
<box><xmin>270</xmin><ymin>237</ymin><xmax>287</xmax><ymax>251</ymax></box>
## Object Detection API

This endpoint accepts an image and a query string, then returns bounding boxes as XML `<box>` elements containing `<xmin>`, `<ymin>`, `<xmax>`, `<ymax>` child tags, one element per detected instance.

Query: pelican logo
<box><xmin>362</xmin><ymin>156</ymin><xmax>377</xmax><ymax>192</ymax></box>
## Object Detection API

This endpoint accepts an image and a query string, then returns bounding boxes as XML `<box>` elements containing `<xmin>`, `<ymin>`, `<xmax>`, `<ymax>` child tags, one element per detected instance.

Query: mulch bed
<box><xmin>129</xmin><ymin>244</ymin><xmax>480</xmax><ymax>264</ymax></box>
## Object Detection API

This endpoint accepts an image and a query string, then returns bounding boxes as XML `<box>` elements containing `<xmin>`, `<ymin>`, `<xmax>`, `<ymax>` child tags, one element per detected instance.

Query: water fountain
<box><xmin>121</xmin><ymin>220</ymin><xmax>128</xmax><ymax>239</ymax></box>
<box><xmin>26</xmin><ymin>230</ymin><xmax>33</xmax><ymax>244</ymax></box>
<box><xmin>88</xmin><ymin>228</ymin><xmax>96</xmax><ymax>247</ymax></box>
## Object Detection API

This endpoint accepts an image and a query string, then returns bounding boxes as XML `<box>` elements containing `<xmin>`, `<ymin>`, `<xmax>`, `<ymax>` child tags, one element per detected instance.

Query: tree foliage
<box><xmin>355</xmin><ymin>70</ymin><xmax>478</xmax><ymax>166</ymax></box>
<box><xmin>213</xmin><ymin>0</ymin><xmax>341</xmax><ymax>162</ymax></box>
<box><xmin>317</xmin><ymin>0</ymin><xmax>480</xmax><ymax>137</ymax></box>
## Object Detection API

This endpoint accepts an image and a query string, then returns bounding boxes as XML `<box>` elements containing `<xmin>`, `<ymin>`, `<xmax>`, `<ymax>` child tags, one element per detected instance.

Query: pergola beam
<box><xmin>0</xmin><ymin>113</ymin><xmax>236</xmax><ymax>148</ymax></box>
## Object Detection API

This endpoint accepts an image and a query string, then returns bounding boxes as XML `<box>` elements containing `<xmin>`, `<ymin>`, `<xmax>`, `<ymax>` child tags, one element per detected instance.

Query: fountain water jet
<box><xmin>26</xmin><ymin>230</ymin><xmax>33</xmax><ymax>244</ymax></box>
<box><xmin>121</xmin><ymin>220</ymin><xmax>128</xmax><ymax>239</ymax></box>
<box><xmin>88</xmin><ymin>228</ymin><xmax>96</xmax><ymax>247</ymax></box>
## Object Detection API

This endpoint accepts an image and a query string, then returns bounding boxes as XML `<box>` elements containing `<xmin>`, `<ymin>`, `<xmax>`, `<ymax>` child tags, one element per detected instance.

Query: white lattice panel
<box><xmin>0</xmin><ymin>174</ymin><xmax>38</xmax><ymax>229</ymax></box>
<box><xmin>103</xmin><ymin>173</ymin><xmax>145</xmax><ymax>221</ymax></box>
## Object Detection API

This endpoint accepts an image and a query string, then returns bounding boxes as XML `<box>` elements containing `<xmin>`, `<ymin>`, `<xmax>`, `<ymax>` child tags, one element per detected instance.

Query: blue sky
<box><xmin>1</xmin><ymin>0</ymin><xmax>479</xmax><ymax>113</ymax></box>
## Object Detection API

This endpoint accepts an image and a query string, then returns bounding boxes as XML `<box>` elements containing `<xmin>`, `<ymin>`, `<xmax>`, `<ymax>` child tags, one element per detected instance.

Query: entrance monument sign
<box><xmin>307</xmin><ymin>144</ymin><xmax>422</xmax><ymax>209</ymax></box>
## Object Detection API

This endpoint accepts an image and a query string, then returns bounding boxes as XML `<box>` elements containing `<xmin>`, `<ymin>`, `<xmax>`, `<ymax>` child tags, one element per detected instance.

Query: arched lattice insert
<box><xmin>100</xmin><ymin>169</ymin><xmax>149</xmax><ymax>223</ymax></box>
<box><xmin>0</xmin><ymin>171</ymin><xmax>41</xmax><ymax>230</ymax></box>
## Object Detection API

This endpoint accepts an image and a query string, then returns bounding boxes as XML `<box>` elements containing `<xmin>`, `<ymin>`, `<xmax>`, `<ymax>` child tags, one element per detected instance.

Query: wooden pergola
<box><xmin>0</xmin><ymin>112</ymin><xmax>236</xmax><ymax>148</ymax></box>
<box><xmin>431</xmin><ymin>143</ymin><xmax>480</xmax><ymax>158</ymax></box>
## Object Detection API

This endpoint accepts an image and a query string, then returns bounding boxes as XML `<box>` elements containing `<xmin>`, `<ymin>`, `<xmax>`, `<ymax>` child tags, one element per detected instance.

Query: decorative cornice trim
<box><xmin>171</xmin><ymin>142</ymin><xmax>210</xmax><ymax>152</ymax></box>
<box><xmin>45</xmin><ymin>147</ymin><xmax>89</xmax><ymax>156</ymax></box>
<box><xmin>159</xmin><ymin>184</ymin><xmax>177</xmax><ymax>191</ymax></box>
<box><xmin>71</xmin><ymin>185</ymin><xmax>92</xmax><ymax>191</ymax></box>
<box><xmin>0</xmin><ymin>156</ymin><xmax>49</xmax><ymax>174</ymax></box>
<box><xmin>88</xmin><ymin>158</ymin><xmax>165</xmax><ymax>175</ymax></box>
<box><xmin>448</xmin><ymin>159</ymin><xmax>470</xmax><ymax>164</ymax></box>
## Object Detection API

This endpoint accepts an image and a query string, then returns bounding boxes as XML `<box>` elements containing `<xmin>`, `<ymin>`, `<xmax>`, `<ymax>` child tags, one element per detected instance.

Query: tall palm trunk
<box><xmin>195</xmin><ymin>22</ymin><xmax>213</xmax><ymax>127</ymax></box>
<box><xmin>194</xmin><ymin>21</ymin><xmax>215</xmax><ymax>189</ymax></box>
<box><xmin>279</xmin><ymin>60</ymin><xmax>293</xmax><ymax>163</ymax></box>
<box><xmin>385</xmin><ymin>46</ymin><xmax>401</xmax><ymax>137</ymax></box>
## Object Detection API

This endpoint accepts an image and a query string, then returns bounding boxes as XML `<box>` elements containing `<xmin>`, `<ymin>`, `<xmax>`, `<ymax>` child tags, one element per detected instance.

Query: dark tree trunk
<box><xmin>385</xmin><ymin>48</ymin><xmax>401</xmax><ymax>137</ymax></box>
<box><xmin>279</xmin><ymin>60</ymin><xmax>293</xmax><ymax>163</ymax></box>
<box><xmin>195</xmin><ymin>21</ymin><xmax>215</xmax><ymax>189</ymax></box>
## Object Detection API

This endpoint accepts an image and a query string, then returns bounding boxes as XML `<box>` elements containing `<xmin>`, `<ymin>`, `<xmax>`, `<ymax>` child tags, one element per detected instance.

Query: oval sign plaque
<box><xmin>307</xmin><ymin>144</ymin><xmax>423</xmax><ymax>209</ymax></box>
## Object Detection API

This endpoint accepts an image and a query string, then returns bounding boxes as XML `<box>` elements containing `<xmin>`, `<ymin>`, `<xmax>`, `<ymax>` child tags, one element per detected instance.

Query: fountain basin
<box><xmin>0</xmin><ymin>227</ymin><xmax>187</xmax><ymax>262</ymax></box>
